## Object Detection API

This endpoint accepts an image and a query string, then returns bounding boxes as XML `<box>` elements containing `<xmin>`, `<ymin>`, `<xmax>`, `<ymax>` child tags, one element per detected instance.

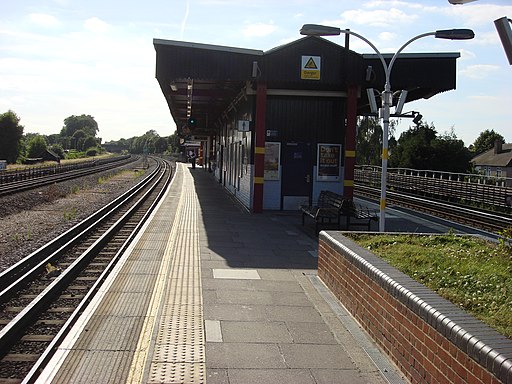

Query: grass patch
<box><xmin>345</xmin><ymin>232</ymin><xmax>512</xmax><ymax>339</ymax></box>
<box><xmin>63</xmin><ymin>208</ymin><xmax>77</xmax><ymax>221</ymax></box>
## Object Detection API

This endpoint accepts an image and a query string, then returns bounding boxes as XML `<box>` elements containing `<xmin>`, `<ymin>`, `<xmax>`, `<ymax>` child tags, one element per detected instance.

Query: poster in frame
<box><xmin>317</xmin><ymin>143</ymin><xmax>341</xmax><ymax>181</ymax></box>
<box><xmin>264</xmin><ymin>142</ymin><xmax>280</xmax><ymax>181</ymax></box>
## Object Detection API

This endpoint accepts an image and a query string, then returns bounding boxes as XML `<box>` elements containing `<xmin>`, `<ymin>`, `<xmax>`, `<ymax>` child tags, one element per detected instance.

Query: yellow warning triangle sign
<box><xmin>304</xmin><ymin>57</ymin><xmax>318</xmax><ymax>69</ymax></box>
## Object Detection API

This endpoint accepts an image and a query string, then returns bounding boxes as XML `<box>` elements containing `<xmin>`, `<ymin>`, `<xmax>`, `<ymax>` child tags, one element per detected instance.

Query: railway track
<box><xmin>355</xmin><ymin>184</ymin><xmax>512</xmax><ymax>234</ymax></box>
<box><xmin>0</xmin><ymin>155</ymin><xmax>136</xmax><ymax>197</ymax></box>
<box><xmin>0</xmin><ymin>157</ymin><xmax>174</xmax><ymax>383</ymax></box>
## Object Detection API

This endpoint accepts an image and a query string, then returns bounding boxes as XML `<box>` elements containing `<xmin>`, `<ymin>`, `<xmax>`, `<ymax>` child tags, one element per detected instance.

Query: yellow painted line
<box><xmin>254</xmin><ymin>177</ymin><xmax>264</xmax><ymax>184</ymax></box>
<box><xmin>127</xmin><ymin>163</ymin><xmax>188</xmax><ymax>383</ymax></box>
<box><xmin>344</xmin><ymin>180</ymin><xmax>354</xmax><ymax>187</ymax></box>
<box><xmin>345</xmin><ymin>150</ymin><xmax>356</xmax><ymax>158</ymax></box>
<box><xmin>254</xmin><ymin>146</ymin><xmax>265</xmax><ymax>154</ymax></box>
<box><xmin>380</xmin><ymin>199</ymin><xmax>386</xmax><ymax>210</ymax></box>
<box><xmin>382</xmin><ymin>148</ymin><xmax>388</xmax><ymax>160</ymax></box>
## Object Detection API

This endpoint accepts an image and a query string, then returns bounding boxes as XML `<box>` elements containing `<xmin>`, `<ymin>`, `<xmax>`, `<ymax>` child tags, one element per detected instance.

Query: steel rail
<box><xmin>0</xmin><ymin>158</ymin><xmax>173</xmax><ymax>381</ymax></box>
<box><xmin>0</xmin><ymin>157</ymin><xmax>157</xmax><ymax>292</ymax></box>
<box><xmin>355</xmin><ymin>184</ymin><xmax>512</xmax><ymax>233</ymax></box>
<box><xmin>0</xmin><ymin>155</ymin><xmax>136</xmax><ymax>197</ymax></box>
<box><xmin>20</xmin><ymin>159</ymin><xmax>173</xmax><ymax>384</ymax></box>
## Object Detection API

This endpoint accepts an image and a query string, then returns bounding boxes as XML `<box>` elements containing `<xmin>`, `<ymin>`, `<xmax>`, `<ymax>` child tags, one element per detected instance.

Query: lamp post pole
<box><xmin>300</xmin><ymin>25</ymin><xmax>474</xmax><ymax>232</ymax></box>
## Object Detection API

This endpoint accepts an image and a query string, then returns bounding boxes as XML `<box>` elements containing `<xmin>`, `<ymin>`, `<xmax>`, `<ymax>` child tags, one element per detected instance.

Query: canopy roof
<box><xmin>154</xmin><ymin>36</ymin><xmax>460</xmax><ymax>136</ymax></box>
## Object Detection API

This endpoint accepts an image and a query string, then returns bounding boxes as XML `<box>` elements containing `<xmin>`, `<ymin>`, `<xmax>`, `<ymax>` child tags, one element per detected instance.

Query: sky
<box><xmin>1</xmin><ymin>0</ymin><xmax>511</xmax><ymax>146</ymax></box>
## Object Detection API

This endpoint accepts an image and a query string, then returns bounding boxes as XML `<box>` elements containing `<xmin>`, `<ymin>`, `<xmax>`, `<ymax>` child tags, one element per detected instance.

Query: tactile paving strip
<box><xmin>147</xmin><ymin>166</ymin><xmax>205</xmax><ymax>384</ymax></box>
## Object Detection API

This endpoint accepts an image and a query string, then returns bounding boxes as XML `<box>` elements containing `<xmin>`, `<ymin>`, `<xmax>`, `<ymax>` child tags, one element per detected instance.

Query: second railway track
<box><xmin>355</xmin><ymin>184</ymin><xmax>512</xmax><ymax>234</ymax></box>
<box><xmin>0</xmin><ymin>157</ymin><xmax>174</xmax><ymax>384</ymax></box>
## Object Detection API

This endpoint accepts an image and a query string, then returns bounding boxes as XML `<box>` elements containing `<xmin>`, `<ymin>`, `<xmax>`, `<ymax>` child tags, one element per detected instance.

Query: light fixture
<box><xmin>395</xmin><ymin>90</ymin><xmax>408</xmax><ymax>115</ymax></box>
<box><xmin>300</xmin><ymin>23</ymin><xmax>474</xmax><ymax>232</ymax></box>
<box><xmin>495</xmin><ymin>16</ymin><xmax>512</xmax><ymax>65</ymax></box>
<box><xmin>366</xmin><ymin>88</ymin><xmax>378</xmax><ymax>114</ymax></box>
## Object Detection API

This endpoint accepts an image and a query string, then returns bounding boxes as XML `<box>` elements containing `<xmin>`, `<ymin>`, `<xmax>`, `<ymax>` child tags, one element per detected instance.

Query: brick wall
<box><xmin>318</xmin><ymin>231</ymin><xmax>512</xmax><ymax>384</ymax></box>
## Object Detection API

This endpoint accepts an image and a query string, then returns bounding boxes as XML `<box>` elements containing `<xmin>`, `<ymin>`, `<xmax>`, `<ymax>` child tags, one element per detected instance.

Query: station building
<box><xmin>153</xmin><ymin>36</ymin><xmax>460</xmax><ymax>212</ymax></box>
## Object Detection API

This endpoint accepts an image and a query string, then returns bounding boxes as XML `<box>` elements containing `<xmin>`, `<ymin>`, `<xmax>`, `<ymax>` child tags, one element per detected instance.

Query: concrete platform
<box><xmin>36</xmin><ymin>162</ymin><xmax>462</xmax><ymax>383</ymax></box>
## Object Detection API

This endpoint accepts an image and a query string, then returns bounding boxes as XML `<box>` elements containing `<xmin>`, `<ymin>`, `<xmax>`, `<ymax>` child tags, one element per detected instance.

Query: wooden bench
<box><xmin>341</xmin><ymin>199</ymin><xmax>379</xmax><ymax>231</ymax></box>
<box><xmin>301</xmin><ymin>190</ymin><xmax>379</xmax><ymax>233</ymax></box>
<box><xmin>300</xmin><ymin>191</ymin><xmax>345</xmax><ymax>233</ymax></box>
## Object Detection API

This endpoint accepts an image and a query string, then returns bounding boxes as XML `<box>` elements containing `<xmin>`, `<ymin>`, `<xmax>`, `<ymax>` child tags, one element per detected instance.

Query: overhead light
<box><xmin>395</xmin><ymin>90</ymin><xmax>408</xmax><ymax>115</ymax></box>
<box><xmin>495</xmin><ymin>17</ymin><xmax>512</xmax><ymax>65</ymax></box>
<box><xmin>366</xmin><ymin>88</ymin><xmax>378</xmax><ymax>114</ymax></box>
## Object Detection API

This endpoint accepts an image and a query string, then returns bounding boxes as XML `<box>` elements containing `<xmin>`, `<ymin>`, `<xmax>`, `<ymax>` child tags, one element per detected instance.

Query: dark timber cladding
<box><xmin>153</xmin><ymin>36</ymin><xmax>461</xmax><ymax>212</ymax></box>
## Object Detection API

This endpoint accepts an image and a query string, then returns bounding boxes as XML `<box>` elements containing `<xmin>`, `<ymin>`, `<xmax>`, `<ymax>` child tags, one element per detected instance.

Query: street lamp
<box><xmin>300</xmin><ymin>24</ymin><xmax>474</xmax><ymax>232</ymax></box>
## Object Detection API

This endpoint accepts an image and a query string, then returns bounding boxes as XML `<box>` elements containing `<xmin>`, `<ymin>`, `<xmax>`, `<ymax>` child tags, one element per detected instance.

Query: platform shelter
<box><xmin>153</xmin><ymin>36</ymin><xmax>459</xmax><ymax>212</ymax></box>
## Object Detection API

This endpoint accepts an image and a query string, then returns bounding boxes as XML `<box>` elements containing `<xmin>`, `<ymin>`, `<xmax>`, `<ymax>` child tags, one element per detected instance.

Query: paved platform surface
<box><xmin>37</xmin><ymin>161</ymin><xmax>490</xmax><ymax>384</ymax></box>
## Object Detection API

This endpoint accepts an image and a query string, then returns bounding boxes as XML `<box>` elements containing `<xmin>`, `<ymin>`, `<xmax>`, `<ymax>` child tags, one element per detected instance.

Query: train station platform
<box><xmin>35</xmin><ymin>162</ymin><xmax>485</xmax><ymax>384</ymax></box>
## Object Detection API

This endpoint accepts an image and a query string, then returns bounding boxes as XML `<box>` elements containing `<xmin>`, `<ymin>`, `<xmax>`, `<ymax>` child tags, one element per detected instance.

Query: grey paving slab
<box><xmin>280</xmin><ymin>344</ymin><xmax>356</xmax><ymax>369</ymax></box>
<box><xmin>286</xmin><ymin>321</ymin><xmax>338</xmax><ymax>344</ymax></box>
<box><xmin>206</xmin><ymin>343</ymin><xmax>287</xmax><ymax>369</ymax></box>
<box><xmin>227</xmin><ymin>368</ymin><xmax>316</xmax><ymax>384</ymax></box>
<box><xmin>204</xmin><ymin>303</ymin><xmax>267</xmax><ymax>322</ymax></box>
<box><xmin>206</xmin><ymin>368</ymin><xmax>229</xmax><ymax>384</ymax></box>
<box><xmin>268</xmin><ymin>291</ymin><xmax>312</xmax><ymax>306</ymax></box>
<box><xmin>311</xmin><ymin>368</ymin><xmax>384</xmax><ymax>384</ymax></box>
<box><xmin>256</xmin><ymin>269</ymin><xmax>297</xmax><ymax>281</ymax></box>
<box><xmin>212</xmin><ymin>268</ymin><xmax>261</xmax><ymax>280</ymax></box>
<box><xmin>213</xmin><ymin>290</ymin><xmax>274</xmax><ymax>305</ymax></box>
<box><xmin>265</xmin><ymin>305</ymin><xmax>324</xmax><ymax>323</ymax></box>
<box><xmin>221</xmin><ymin>321</ymin><xmax>293</xmax><ymax>343</ymax></box>
<box><xmin>202</xmin><ymin>278</ymin><xmax>254</xmax><ymax>291</ymax></box>
<box><xmin>249</xmin><ymin>279</ymin><xmax>305</xmax><ymax>292</ymax></box>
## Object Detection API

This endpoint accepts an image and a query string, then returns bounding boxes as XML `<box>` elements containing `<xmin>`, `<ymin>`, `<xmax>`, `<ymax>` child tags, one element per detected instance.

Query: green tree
<box><xmin>72</xmin><ymin>129</ymin><xmax>87</xmax><ymax>150</ymax></box>
<box><xmin>430</xmin><ymin>129</ymin><xmax>471</xmax><ymax>173</ymax></box>
<box><xmin>168</xmin><ymin>132</ymin><xmax>181</xmax><ymax>153</ymax></box>
<box><xmin>469</xmin><ymin>129</ymin><xmax>505</xmax><ymax>155</ymax></box>
<box><xmin>27</xmin><ymin>135</ymin><xmax>48</xmax><ymax>158</ymax></box>
<box><xmin>154</xmin><ymin>136</ymin><xmax>169</xmax><ymax>153</ymax></box>
<box><xmin>49</xmin><ymin>144</ymin><xmax>65</xmax><ymax>159</ymax></box>
<box><xmin>390</xmin><ymin>123</ymin><xmax>471</xmax><ymax>172</ymax></box>
<box><xmin>61</xmin><ymin>114</ymin><xmax>99</xmax><ymax>138</ymax></box>
<box><xmin>0</xmin><ymin>110</ymin><xmax>24</xmax><ymax>163</ymax></box>
<box><xmin>82</xmin><ymin>135</ymin><xmax>98</xmax><ymax>151</ymax></box>
<box><xmin>356</xmin><ymin>117</ymin><xmax>383</xmax><ymax>165</ymax></box>
<box><xmin>390</xmin><ymin>123</ymin><xmax>437</xmax><ymax>169</ymax></box>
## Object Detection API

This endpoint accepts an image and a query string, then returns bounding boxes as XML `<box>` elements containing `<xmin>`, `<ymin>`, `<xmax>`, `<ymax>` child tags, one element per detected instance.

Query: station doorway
<box><xmin>281</xmin><ymin>142</ymin><xmax>312</xmax><ymax>210</ymax></box>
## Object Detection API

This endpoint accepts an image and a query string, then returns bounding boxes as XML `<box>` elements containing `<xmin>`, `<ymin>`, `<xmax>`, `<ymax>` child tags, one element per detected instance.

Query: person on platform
<box><xmin>188</xmin><ymin>150</ymin><xmax>196</xmax><ymax>169</ymax></box>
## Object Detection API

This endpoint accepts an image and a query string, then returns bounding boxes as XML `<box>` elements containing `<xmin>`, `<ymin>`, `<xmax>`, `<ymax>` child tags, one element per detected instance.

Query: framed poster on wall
<box><xmin>264</xmin><ymin>142</ymin><xmax>280</xmax><ymax>181</ymax></box>
<box><xmin>317</xmin><ymin>143</ymin><xmax>341</xmax><ymax>181</ymax></box>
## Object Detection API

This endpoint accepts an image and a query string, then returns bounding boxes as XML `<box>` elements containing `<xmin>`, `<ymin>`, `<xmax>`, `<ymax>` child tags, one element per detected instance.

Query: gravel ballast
<box><xmin>0</xmin><ymin>157</ymin><xmax>155</xmax><ymax>272</ymax></box>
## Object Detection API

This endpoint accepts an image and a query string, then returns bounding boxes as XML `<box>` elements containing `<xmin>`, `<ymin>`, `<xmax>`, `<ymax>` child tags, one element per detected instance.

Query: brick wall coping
<box><xmin>320</xmin><ymin>231</ymin><xmax>512</xmax><ymax>384</ymax></box>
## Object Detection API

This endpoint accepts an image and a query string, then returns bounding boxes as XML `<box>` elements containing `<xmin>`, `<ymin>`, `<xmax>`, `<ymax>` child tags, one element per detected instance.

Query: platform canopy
<box><xmin>153</xmin><ymin>36</ymin><xmax>460</xmax><ymax>136</ymax></box>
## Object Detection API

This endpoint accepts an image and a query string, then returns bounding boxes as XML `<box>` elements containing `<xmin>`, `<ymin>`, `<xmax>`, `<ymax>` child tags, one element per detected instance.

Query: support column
<box><xmin>253</xmin><ymin>82</ymin><xmax>267</xmax><ymax>213</ymax></box>
<box><xmin>344</xmin><ymin>85</ymin><xmax>358</xmax><ymax>200</ymax></box>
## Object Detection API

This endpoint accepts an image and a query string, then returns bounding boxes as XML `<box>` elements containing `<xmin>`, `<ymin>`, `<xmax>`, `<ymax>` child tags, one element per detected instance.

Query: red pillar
<box><xmin>344</xmin><ymin>85</ymin><xmax>358</xmax><ymax>199</ymax></box>
<box><xmin>253</xmin><ymin>82</ymin><xmax>267</xmax><ymax>213</ymax></box>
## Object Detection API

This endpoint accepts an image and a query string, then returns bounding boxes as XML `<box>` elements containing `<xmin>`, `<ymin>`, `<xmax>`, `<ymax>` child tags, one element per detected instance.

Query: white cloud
<box><xmin>379</xmin><ymin>31</ymin><xmax>396</xmax><ymax>42</ymax></box>
<box><xmin>84</xmin><ymin>17</ymin><xmax>111</xmax><ymax>34</ymax></box>
<box><xmin>28</xmin><ymin>13</ymin><xmax>59</xmax><ymax>28</ymax></box>
<box><xmin>331</xmin><ymin>8</ymin><xmax>418</xmax><ymax>29</ymax></box>
<box><xmin>459</xmin><ymin>64</ymin><xmax>500</xmax><ymax>79</ymax></box>
<box><xmin>242</xmin><ymin>22</ymin><xmax>277</xmax><ymax>38</ymax></box>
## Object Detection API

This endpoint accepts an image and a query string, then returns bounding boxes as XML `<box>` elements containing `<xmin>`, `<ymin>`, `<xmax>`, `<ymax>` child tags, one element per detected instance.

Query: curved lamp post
<box><xmin>300</xmin><ymin>24</ymin><xmax>474</xmax><ymax>232</ymax></box>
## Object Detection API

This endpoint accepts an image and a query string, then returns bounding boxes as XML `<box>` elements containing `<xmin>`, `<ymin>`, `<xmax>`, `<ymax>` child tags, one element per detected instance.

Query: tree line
<box><xmin>356</xmin><ymin>116</ymin><xmax>506</xmax><ymax>173</ymax></box>
<box><xmin>0</xmin><ymin>110</ymin><xmax>181</xmax><ymax>164</ymax></box>
<box><xmin>1</xmin><ymin>109</ymin><xmax>505</xmax><ymax>172</ymax></box>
